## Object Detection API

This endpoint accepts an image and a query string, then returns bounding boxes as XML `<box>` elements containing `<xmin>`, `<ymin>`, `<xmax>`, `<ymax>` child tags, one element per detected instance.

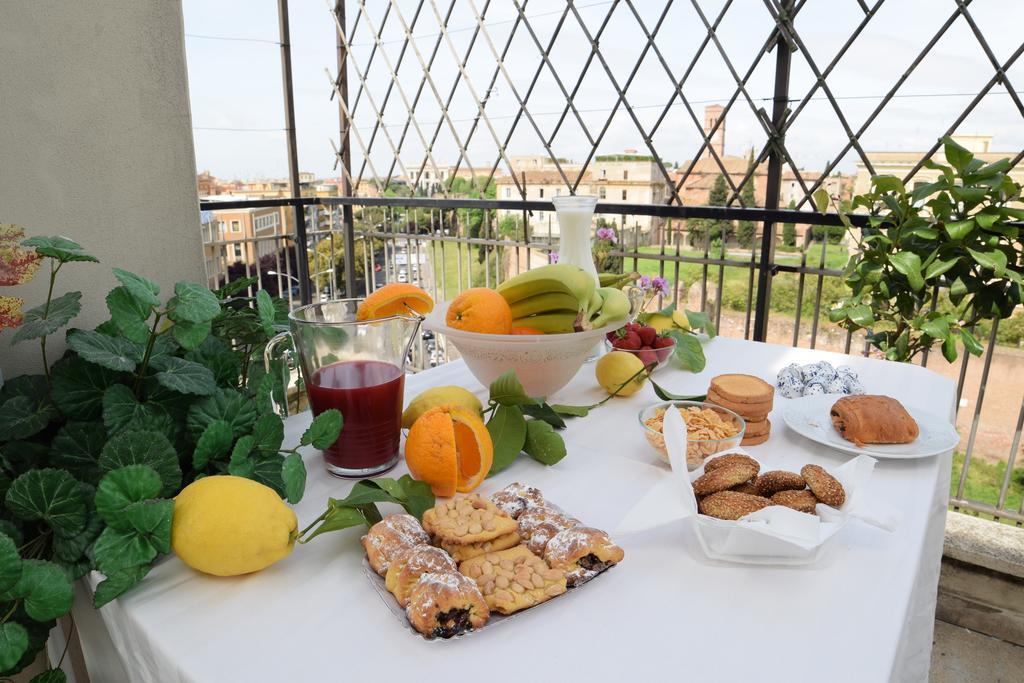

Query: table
<box><xmin>78</xmin><ymin>337</ymin><xmax>954</xmax><ymax>683</ymax></box>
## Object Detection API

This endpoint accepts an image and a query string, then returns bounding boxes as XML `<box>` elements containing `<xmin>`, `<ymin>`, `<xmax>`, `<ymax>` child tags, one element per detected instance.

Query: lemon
<box><xmin>595</xmin><ymin>351</ymin><xmax>647</xmax><ymax>397</ymax></box>
<box><xmin>672</xmin><ymin>310</ymin><xmax>691</xmax><ymax>331</ymax></box>
<box><xmin>646</xmin><ymin>313</ymin><xmax>674</xmax><ymax>332</ymax></box>
<box><xmin>172</xmin><ymin>476</ymin><xmax>297</xmax><ymax>577</ymax></box>
<box><xmin>402</xmin><ymin>385</ymin><xmax>483</xmax><ymax>429</ymax></box>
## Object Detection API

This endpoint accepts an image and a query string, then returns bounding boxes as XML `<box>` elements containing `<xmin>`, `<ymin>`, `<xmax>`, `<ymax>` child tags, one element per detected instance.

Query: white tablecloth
<box><xmin>78</xmin><ymin>337</ymin><xmax>954</xmax><ymax>682</ymax></box>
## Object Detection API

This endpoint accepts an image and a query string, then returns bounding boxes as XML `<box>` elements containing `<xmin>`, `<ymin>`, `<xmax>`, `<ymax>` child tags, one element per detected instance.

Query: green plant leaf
<box><xmin>0</xmin><ymin>532</ymin><xmax>22</xmax><ymax>594</ymax></box>
<box><xmin>486</xmin><ymin>405</ymin><xmax>527</xmax><ymax>476</ymax></box>
<box><xmin>148</xmin><ymin>356</ymin><xmax>216</xmax><ymax>396</ymax></box>
<box><xmin>30</xmin><ymin>669</ymin><xmax>68</xmax><ymax>683</ymax></box>
<box><xmin>92</xmin><ymin>564</ymin><xmax>152</xmax><ymax>608</ymax></box>
<box><xmin>331</xmin><ymin>481</ymin><xmax>399</xmax><ymax>508</ymax></box>
<box><xmin>256</xmin><ymin>290</ymin><xmax>276</xmax><ymax>336</ymax></box>
<box><xmin>281</xmin><ymin>452</ymin><xmax>306</xmax><ymax>504</ymax></box>
<box><xmin>812</xmin><ymin>187</ymin><xmax>830</xmax><ymax>213</ymax></box>
<box><xmin>91</xmin><ymin>527</ymin><xmax>156</xmax><ymax>575</ymax></box>
<box><xmin>51</xmin><ymin>515</ymin><xmax>102</xmax><ymax>564</ymax></box>
<box><xmin>10</xmin><ymin>291</ymin><xmax>82</xmax><ymax>345</ymax></box>
<box><xmin>549</xmin><ymin>403</ymin><xmax>591</xmax><ymax>417</ymax></box>
<box><xmin>942</xmin><ymin>333</ymin><xmax>959</xmax><ymax>363</ymax></box>
<box><xmin>920</xmin><ymin>318</ymin><xmax>950</xmax><ymax>339</ymax></box>
<box><xmin>888</xmin><ymin>252</ymin><xmax>924</xmax><ymax>291</ymax></box>
<box><xmin>0</xmin><ymin>395</ymin><xmax>55</xmax><ymax>440</ymax></box>
<box><xmin>12</xmin><ymin>560</ymin><xmax>73</xmax><ymax>622</ymax></box>
<box><xmin>943</xmin><ymin>219</ymin><xmax>974</xmax><ymax>240</ymax></box>
<box><xmin>227</xmin><ymin>435</ymin><xmax>256</xmax><ymax>478</ymax></box>
<box><xmin>871</xmin><ymin>175</ymin><xmax>906</xmax><ymax>194</ymax></box>
<box><xmin>105</xmin><ymin>286</ymin><xmax>151</xmax><ymax>344</ymax></box>
<box><xmin>50</xmin><ymin>356</ymin><xmax>120</xmax><ymax>421</ymax></box>
<box><xmin>684</xmin><ymin>311</ymin><xmax>717</xmax><ymax>338</ymax></box>
<box><xmin>22</xmin><ymin>235</ymin><xmax>98</xmax><ymax>263</ymax></box>
<box><xmin>489</xmin><ymin>371</ymin><xmax>538</xmax><ymax>406</ymax></box>
<box><xmin>967</xmin><ymin>248</ymin><xmax>1007</xmax><ymax>276</ymax></box>
<box><xmin>5</xmin><ymin>469</ymin><xmax>87</xmax><ymax>536</ymax></box>
<box><xmin>847</xmin><ymin>304</ymin><xmax>875</xmax><ymax>327</ymax></box>
<box><xmin>522</xmin><ymin>420</ymin><xmax>567</xmax><ymax>466</ymax></box>
<box><xmin>186</xmin><ymin>388</ymin><xmax>258</xmax><ymax>440</ymax></box>
<box><xmin>924</xmin><ymin>258</ymin><xmax>958</xmax><ymax>280</ymax></box>
<box><xmin>0</xmin><ymin>622</ymin><xmax>28</xmax><ymax>672</ymax></box>
<box><xmin>123</xmin><ymin>499</ymin><xmax>173</xmax><ymax>554</ymax></box>
<box><xmin>94</xmin><ymin>465</ymin><xmax>162</xmax><ymax>529</ymax></box>
<box><xmin>669</xmin><ymin>331</ymin><xmax>706</xmax><ymax>372</ymax></box>
<box><xmin>98</xmin><ymin>430</ymin><xmax>181</xmax><ymax>497</ymax></box>
<box><xmin>519</xmin><ymin>403</ymin><xmax>567</xmax><ymax>429</ymax></box>
<box><xmin>960</xmin><ymin>328</ymin><xmax>985</xmax><ymax>356</ymax></box>
<box><xmin>170</xmin><ymin>282</ymin><xmax>220</xmax><ymax>323</ymax></box>
<box><xmin>251</xmin><ymin>413</ymin><xmax>285</xmax><ymax>452</ymax></box>
<box><xmin>649</xmin><ymin>379</ymin><xmax>705</xmax><ymax>402</ymax></box>
<box><xmin>101</xmin><ymin>384</ymin><xmax>172</xmax><ymax>436</ymax></box>
<box><xmin>193</xmin><ymin>419</ymin><xmax>233</xmax><ymax>469</ymax></box>
<box><xmin>943</xmin><ymin>136</ymin><xmax>973</xmax><ymax>171</ymax></box>
<box><xmin>248</xmin><ymin>454</ymin><xmax>286</xmax><ymax>496</ymax></box>
<box><xmin>396</xmin><ymin>476</ymin><xmax>434</xmax><ymax>520</ymax></box>
<box><xmin>300</xmin><ymin>409</ymin><xmax>343</xmax><ymax>449</ymax></box>
<box><xmin>68</xmin><ymin>330</ymin><xmax>143</xmax><ymax>372</ymax></box>
<box><xmin>300</xmin><ymin>506</ymin><xmax>367</xmax><ymax>543</ymax></box>
<box><xmin>112</xmin><ymin>268</ymin><xmax>160</xmax><ymax>308</ymax></box>
<box><xmin>171</xmin><ymin>319</ymin><xmax>211</xmax><ymax>351</ymax></box>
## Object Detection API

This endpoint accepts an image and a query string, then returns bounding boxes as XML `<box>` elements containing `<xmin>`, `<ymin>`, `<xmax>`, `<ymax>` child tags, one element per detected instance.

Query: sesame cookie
<box><xmin>771</xmin><ymin>489</ymin><xmax>818</xmax><ymax>515</ymax></box>
<box><xmin>698</xmin><ymin>491</ymin><xmax>771</xmax><ymax>520</ymax></box>
<box><xmin>703</xmin><ymin>452</ymin><xmax>760</xmax><ymax>474</ymax></box>
<box><xmin>801</xmin><ymin>464</ymin><xmax>846</xmax><ymax>507</ymax></box>
<box><xmin>692</xmin><ymin>460</ymin><xmax>760</xmax><ymax>496</ymax></box>
<box><xmin>754</xmin><ymin>470</ymin><xmax>806</xmax><ymax>497</ymax></box>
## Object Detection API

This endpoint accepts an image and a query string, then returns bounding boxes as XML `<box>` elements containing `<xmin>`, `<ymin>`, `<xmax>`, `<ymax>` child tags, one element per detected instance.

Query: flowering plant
<box><xmin>593</xmin><ymin>223</ymin><xmax>622</xmax><ymax>273</ymax></box>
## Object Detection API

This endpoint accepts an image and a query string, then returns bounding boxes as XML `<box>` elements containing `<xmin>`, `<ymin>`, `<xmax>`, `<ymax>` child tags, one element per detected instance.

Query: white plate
<box><xmin>782</xmin><ymin>394</ymin><xmax>959</xmax><ymax>459</ymax></box>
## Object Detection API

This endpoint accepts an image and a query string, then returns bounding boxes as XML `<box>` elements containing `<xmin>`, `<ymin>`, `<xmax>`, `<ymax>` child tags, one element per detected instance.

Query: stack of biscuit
<box><xmin>706</xmin><ymin>373</ymin><xmax>774</xmax><ymax>446</ymax></box>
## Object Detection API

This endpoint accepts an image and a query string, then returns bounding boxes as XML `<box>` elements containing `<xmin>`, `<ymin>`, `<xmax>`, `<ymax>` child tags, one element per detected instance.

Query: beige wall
<box><xmin>0</xmin><ymin>1</ymin><xmax>204</xmax><ymax>378</ymax></box>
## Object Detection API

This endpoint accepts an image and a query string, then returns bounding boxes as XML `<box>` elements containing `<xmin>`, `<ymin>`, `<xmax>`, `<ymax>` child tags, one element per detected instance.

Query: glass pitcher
<box><xmin>264</xmin><ymin>299</ymin><xmax>422</xmax><ymax>478</ymax></box>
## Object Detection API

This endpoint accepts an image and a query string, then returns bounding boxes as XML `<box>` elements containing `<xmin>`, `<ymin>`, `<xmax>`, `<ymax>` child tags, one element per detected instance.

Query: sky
<box><xmin>182</xmin><ymin>0</ymin><xmax>1024</xmax><ymax>183</ymax></box>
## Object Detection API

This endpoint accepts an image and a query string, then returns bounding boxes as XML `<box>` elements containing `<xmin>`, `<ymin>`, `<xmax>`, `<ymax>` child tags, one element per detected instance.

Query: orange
<box><xmin>446</xmin><ymin>288</ymin><xmax>512</xmax><ymax>334</ymax></box>
<box><xmin>510</xmin><ymin>326</ymin><xmax>545</xmax><ymax>335</ymax></box>
<box><xmin>356</xmin><ymin>283</ymin><xmax>434</xmax><ymax>321</ymax></box>
<box><xmin>404</xmin><ymin>406</ymin><xmax>494</xmax><ymax>496</ymax></box>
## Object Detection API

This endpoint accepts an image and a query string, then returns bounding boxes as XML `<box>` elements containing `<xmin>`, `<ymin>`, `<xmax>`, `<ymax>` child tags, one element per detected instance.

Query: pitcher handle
<box><xmin>625</xmin><ymin>286</ymin><xmax>645</xmax><ymax>322</ymax></box>
<box><xmin>264</xmin><ymin>331</ymin><xmax>294</xmax><ymax>418</ymax></box>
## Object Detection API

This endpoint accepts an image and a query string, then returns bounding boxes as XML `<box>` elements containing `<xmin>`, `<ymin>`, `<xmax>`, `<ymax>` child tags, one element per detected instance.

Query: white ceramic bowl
<box><xmin>423</xmin><ymin>301</ymin><xmax>628</xmax><ymax>398</ymax></box>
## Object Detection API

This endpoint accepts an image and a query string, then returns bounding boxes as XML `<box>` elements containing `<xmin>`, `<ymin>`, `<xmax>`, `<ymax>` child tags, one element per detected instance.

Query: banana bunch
<box><xmin>497</xmin><ymin>264</ymin><xmax>631</xmax><ymax>333</ymax></box>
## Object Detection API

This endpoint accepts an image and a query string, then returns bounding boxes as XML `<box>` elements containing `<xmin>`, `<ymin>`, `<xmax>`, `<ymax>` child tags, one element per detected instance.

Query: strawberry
<box><xmin>638</xmin><ymin>348</ymin><xmax>659</xmax><ymax>368</ymax></box>
<box><xmin>653</xmin><ymin>335</ymin><xmax>674</xmax><ymax>349</ymax></box>
<box><xmin>636</xmin><ymin>325</ymin><xmax>657</xmax><ymax>347</ymax></box>
<box><xmin>613</xmin><ymin>331</ymin><xmax>642</xmax><ymax>350</ymax></box>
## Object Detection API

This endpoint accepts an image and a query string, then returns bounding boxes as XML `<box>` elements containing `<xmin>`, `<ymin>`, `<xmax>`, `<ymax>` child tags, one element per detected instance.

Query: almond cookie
<box><xmin>489</xmin><ymin>482</ymin><xmax>545</xmax><ymax>519</ymax></box>
<box><xmin>801</xmin><ymin>464</ymin><xmax>845</xmax><ymax>507</ymax></box>
<box><xmin>385</xmin><ymin>545</ymin><xmax>458</xmax><ymax>607</ymax></box>
<box><xmin>708</xmin><ymin>374</ymin><xmax>774</xmax><ymax>404</ymax></box>
<box><xmin>698</xmin><ymin>491</ymin><xmax>771</xmax><ymax>520</ymax></box>
<box><xmin>692</xmin><ymin>460</ymin><xmax>760</xmax><ymax>496</ymax></box>
<box><xmin>544</xmin><ymin>527</ymin><xmax>625</xmax><ymax>587</ymax></box>
<box><xmin>754</xmin><ymin>470</ymin><xmax>805</xmax><ymax>497</ymax></box>
<box><xmin>459</xmin><ymin>545</ymin><xmax>567</xmax><ymax>614</ymax></box>
<box><xmin>706</xmin><ymin>388</ymin><xmax>773</xmax><ymax>421</ymax></box>
<box><xmin>422</xmin><ymin>494</ymin><xmax>518</xmax><ymax>545</ymax></box>
<box><xmin>440</xmin><ymin>531</ymin><xmax>521</xmax><ymax>562</ymax></box>
<box><xmin>362</xmin><ymin>514</ymin><xmax>431</xmax><ymax>576</ymax></box>
<box><xmin>703</xmin><ymin>452</ymin><xmax>760</xmax><ymax>474</ymax></box>
<box><xmin>406</xmin><ymin>571</ymin><xmax>489</xmax><ymax>638</ymax></box>
<box><xmin>771</xmin><ymin>489</ymin><xmax>818</xmax><ymax>515</ymax></box>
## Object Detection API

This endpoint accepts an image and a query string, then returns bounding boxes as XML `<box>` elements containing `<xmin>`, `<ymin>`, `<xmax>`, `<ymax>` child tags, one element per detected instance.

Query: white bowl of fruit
<box><xmin>423</xmin><ymin>264</ymin><xmax>638</xmax><ymax>397</ymax></box>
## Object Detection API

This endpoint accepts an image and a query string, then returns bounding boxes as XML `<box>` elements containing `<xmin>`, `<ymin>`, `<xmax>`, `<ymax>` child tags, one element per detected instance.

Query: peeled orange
<box><xmin>446</xmin><ymin>288</ymin><xmax>512</xmax><ymax>334</ymax></box>
<box><xmin>357</xmin><ymin>283</ymin><xmax>434</xmax><ymax>321</ymax></box>
<box><xmin>404</xmin><ymin>406</ymin><xmax>493</xmax><ymax>496</ymax></box>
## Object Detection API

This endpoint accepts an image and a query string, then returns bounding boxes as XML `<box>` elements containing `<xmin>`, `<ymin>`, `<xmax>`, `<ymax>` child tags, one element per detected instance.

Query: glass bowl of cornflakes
<box><xmin>638</xmin><ymin>401</ymin><xmax>745</xmax><ymax>470</ymax></box>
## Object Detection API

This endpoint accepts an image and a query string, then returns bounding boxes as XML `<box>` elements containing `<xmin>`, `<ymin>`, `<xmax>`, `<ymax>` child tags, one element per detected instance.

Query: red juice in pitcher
<box><xmin>307</xmin><ymin>359</ymin><xmax>405</xmax><ymax>473</ymax></box>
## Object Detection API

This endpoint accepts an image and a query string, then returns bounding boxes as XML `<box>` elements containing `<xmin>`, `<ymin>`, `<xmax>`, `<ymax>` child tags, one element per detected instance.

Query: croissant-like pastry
<box><xmin>361</xmin><ymin>514</ymin><xmax>430</xmax><ymax>576</ymax></box>
<box><xmin>543</xmin><ymin>527</ymin><xmax>624</xmax><ymax>587</ymax></box>
<box><xmin>830</xmin><ymin>395</ymin><xmax>919</xmax><ymax>447</ymax></box>
<box><xmin>405</xmin><ymin>571</ymin><xmax>489</xmax><ymax>638</ymax></box>
<box><xmin>385</xmin><ymin>545</ymin><xmax>457</xmax><ymax>607</ymax></box>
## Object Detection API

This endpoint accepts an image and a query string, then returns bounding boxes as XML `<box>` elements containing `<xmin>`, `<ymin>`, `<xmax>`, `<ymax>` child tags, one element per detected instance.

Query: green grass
<box><xmin>428</xmin><ymin>242</ymin><xmax>501</xmax><ymax>301</ymax></box>
<box><xmin>951</xmin><ymin>451</ymin><xmax>1024</xmax><ymax>522</ymax></box>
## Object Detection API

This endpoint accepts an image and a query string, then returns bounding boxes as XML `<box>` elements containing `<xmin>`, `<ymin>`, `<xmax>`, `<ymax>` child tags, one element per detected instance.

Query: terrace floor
<box><xmin>931</xmin><ymin>619</ymin><xmax>1024</xmax><ymax>682</ymax></box>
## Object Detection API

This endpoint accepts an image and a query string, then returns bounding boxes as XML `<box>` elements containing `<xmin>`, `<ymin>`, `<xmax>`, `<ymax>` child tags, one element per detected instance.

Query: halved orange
<box><xmin>356</xmin><ymin>283</ymin><xmax>434</xmax><ymax>321</ymax></box>
<box><xmin>404</xmin><ymin>406</ymin><xmax>494</xmax><ymax>496</ymax></box>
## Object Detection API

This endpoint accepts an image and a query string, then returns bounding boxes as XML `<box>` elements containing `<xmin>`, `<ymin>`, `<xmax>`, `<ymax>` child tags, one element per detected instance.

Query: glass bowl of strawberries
<box><xmin>604</xmin><ymin>321</ymin><xmax>676</xmax><ymax>372</ymax></box>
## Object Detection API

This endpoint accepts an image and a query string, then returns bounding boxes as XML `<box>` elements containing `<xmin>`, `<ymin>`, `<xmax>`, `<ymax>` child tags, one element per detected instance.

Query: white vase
<box><xmin>552</xmin><ymin>195</ymin><xmax>599</xmax><ymax>285</ymax></box>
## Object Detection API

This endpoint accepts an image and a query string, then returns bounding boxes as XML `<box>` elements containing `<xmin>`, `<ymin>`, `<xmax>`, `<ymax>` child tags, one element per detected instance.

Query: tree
<box><xmin>689</xmin><ymin>174</ymin><xmax>733</xmax><ymax>247</ymax></box>
<box><xmin>498</xmin><ymin>213</ymin><xmax>523</xmax><ymax>238</ymax></box>
<box><xmin>782</xmin><ymin>198</ymin><xmax>797</xmax><ymax>247</ymax></box>
<box><xmin>735</xmin><ymin>151</ymin><xmax>758</xmax><ymax>248</ymax></box>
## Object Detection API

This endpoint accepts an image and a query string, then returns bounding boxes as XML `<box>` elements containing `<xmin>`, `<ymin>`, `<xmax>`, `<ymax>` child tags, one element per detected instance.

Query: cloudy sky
<box><xmin>183</xmin><ymin>0</ymin><xmax>1024</xmax><ymax>184</ymax></box>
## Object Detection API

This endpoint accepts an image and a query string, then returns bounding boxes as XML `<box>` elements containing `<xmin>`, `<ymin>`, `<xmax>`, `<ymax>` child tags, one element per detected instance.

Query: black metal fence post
<box><xmin>336</xmin><ymin>0</ymin><xmax>358</xmax><ymax>298</ymax></box>
<box><xmin>277</xmin><ymin>0</ymin><xmax>311</xmax><ymax>305</ymax></box>
<box><xmin>752</xmin><ymin>0</ymin><xmax>794</xmax><ymax>342</ymax></box>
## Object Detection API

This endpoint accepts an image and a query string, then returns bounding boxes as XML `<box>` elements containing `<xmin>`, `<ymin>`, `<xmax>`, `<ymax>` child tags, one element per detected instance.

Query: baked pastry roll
<box><xmin>830</xmin><ymin>395</ymin><xmax>919</xmax><ymax>447</ymax></box>
<box><xmin>422</xmin><ymin>495</ymin><xmax>518</xmax><ymax>545</ymax></box>
<box><xmin>516</xmin><ymin>506</ymin><xmax>580</xmax><ymax>555</ymax></box>
<box><xmin>385</xmin><ymin>545</ymin><xmax>458</xmax><ymax>607</ymax></box>
<box><xmin>543</xmin><ymin>527</ymin><xmax>624</xmax><ymax>587</ymax></box>
<box><xmin>490</xmin><ymin>482</ymin><xmax>545</xmax><ymax>519</ymax></box>
<box><xmin>459</xmin><ymin>545</ymin><xmax>567</xmax><ymax>615</ymax></box>
<box><xmin>361</xmin><ymin>514</ymin><xmax>430</xmax><ymax>576</ymax></box>
<box><xmin>440</xmin><ymin>531</ymin><xmax>520</xmax><ymax>562</ymax></box>
<box><xmin>405</xmin><ymin>571</ymin><xmax>489</xmax><ymax>638</ymax></box>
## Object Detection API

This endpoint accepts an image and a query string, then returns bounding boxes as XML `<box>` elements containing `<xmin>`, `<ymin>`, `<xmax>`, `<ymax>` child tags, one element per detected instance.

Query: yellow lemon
<box><xmin>672</xmin><ymin>310</ymin><xmax>691</xmax><ymax>331</ymax></box>
<box><xmin>402</xmin><ymin>385</ymin><xmax>483</xmax><ymax>429</ymax></box>
<box><xmin>172</xmin><ymin>476</ymin><xmax>297</xmax><ymax>577</ymax></box>
<box><xmin>646</xmin><ymin>313</ymin><xmax>674</xmax><ymax>332</ymax></box>
<box><xmin>595</xmin><ymin>351</ymin><xmax>647</xmax><ymax>397</ymax></box>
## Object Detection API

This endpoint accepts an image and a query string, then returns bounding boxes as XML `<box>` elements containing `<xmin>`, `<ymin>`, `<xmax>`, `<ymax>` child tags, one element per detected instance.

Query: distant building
<box><xmin>199</xmin><ymin>195</ymin><xmax>286</xmax><ymax>287</ymax></box>
<box><xmin>196</xmin><ymin>171</ymin><xmax>226</xmax><ymax>196</ymax></box>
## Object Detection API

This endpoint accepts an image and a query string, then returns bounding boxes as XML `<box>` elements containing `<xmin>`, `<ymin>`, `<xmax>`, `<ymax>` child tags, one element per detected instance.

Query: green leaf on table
<box><xmin>193</xmin><ymin>419</ymin><xmax>233</xmax><ymax>469</ymax></box>
<box><xmin>0</xmin><ymin>622</ymin><xmax>28</xmax><ymax>672</ymax></box>
<box><xmin>0</xmin><ymin>532</ymin><xmax>23</xmax><ymax>594</ymax></box>
<box><xmin>888</xmin><ymin>252</ymin><xmax>924</xmax><ymax>291</ymax></box>
<box><xmin>10</xmin><ymin>291</ymin><xmax>82</xmax><ymax>345</ymax></box>
<box><xmin>149</xmin><ymin>356</ymin><xmax>216</xmax><ymax>396</ymax></box>
<box><xmin>30</xmin><ymin>669</ymin><xmax>68</xmax><ymax>683</ymax></box>
<box><xmin>281</xmin><ymin>452</ymin><xmax>306</xmax><ymax>504</ymax></box>
<box><xmin>396</xmin><ymin>476</ymin><xmax>434</xmax><ymax>520</ymax></box>
<box><xmin>256</xmin><ymin>289</ymin><xmax>276</xmax><ymax>337</ymax></box>
<box><xmin>92</xmin><ymin>526</ymin><xmax>157</xmax><ymax>575</ymax></box>
<box><xmin>649</xmin><ymin>378</ymin><xmax>706</xmax><ymax>402</ymax></box>
<box><xmin>186</xmin><ymin>388</ymin><xmax>258</xmax><ymax>440</ymax></box>
<box><xmin>967</xmin><ymin>247</ymin><xmax>1007</xmax><ymax>276</ymax></box>
<box><xmin>95</xmin><ymin>465</ymin><xmax>162</xmax><ymax>529</ymax></box>
<box><xmin>520</xmin><ymin>402</ymin><xmax>567</xmax><ymax>429</ymax></box>
<box><xmin>22</xmin><ymin>235</ymin><xmax>98</xmax><ymax>263</ymax></box>
<box><xmin>0</xmin><ymin>395</ymin><xmax>55</xmax><ymax>440</ymax></box>
<box><xmin>489</xmin><ymin>371</ymin><xmax>538</xmax><ymax>406</ymax></box>
<box><xmin>300</xmin><ymin>506</ymin><xmax>367</xmax><ymax>544</ymax></box>
<box><xmin>172</xmin><ymin>319</ymin><xmax>212</xmax><ymax>351</ymax></box>
<box><xmin>12</xmin><ymin>560</ymin><xmax>73</xmax><ymax>622</ymax></box>
<box><xmin>68</xmin><ymin>330</ymin><xmax>143</xmax><ymax>372</ymax></box>
<box><xmin>332</xmin><ymin>480</ymin><xmax>400</xmax><ymax>508</ymax></box>
<box><xmin>50</xmin><ymin>355</ymin><xmax>121</xmax><ymax>421</ymax></box>
<box><xmin>251</xmin><ymin>413</ymin><xmax>285</xmax><ymax>453</ymax></box>
<box><xmin>486</xmin><ymin>405</ymin><xmax>527</xmax><ymax>476</ymax></box>
<box><xmin>111</xmin><ymin>268</ymin><xmax>159</xmax><ymax>309</ymax></box>
<box><xmin>227</xmin><ymin>435</ymin><xmax>256</xmax><ymax>478</ymax></box>
<box><xmin>668</xmin><ymin>330</ymin><xmax>706</xmax><ymax>372</ymax></box>
<box><xmin>105</xmin><ymin>286</ymin><xmax>151</xmax><ymax>344</ymax></box>
<box><xmin>300</xmin><ymin>409</ymin><xmax>343</xmax><ymax>449</ymax></box>
<box><xmin>684</xmin><ymin>310</ymin><xmax>717</xmax><ymax>338</ymax></box>
<box><xmin>169</xmin><ymin>282</ymin><xmax>220</xmax><ymax>323</ymax></box>
<box><xmin>5</xmin><ymin>469</ymin><xmax>87</xmax><ymax>536</ymax></box>
<box><xmin>93</xmin><ymin>564</ymin><xmax>152</xmax><ymax>608</ymax></box>
<box><xmin>356</xmin><ymin>503</ymin><xmax>383</xmax><ymax>526</ymax></box>
<box><xmin>549</xmin><ymin>403</ymin><xmax>591</xmax><ymax>418</ymax></box>
<box><xmin>123</xmin><ymin>499</ymin><xmax>173</xmax><ymax>554</ymax></box>
<box><xmin>98</xmin><ymin>430</ymin><xmax>181</xmax><ymax>497</ymax></box>
<box><xmin>523</xmin><ymin>420</ymin><xmax>567</xmax><ymax>466</ymax></box>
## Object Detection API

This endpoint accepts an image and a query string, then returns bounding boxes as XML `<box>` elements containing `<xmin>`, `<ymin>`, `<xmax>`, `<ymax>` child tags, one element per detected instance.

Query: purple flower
<box><xmin>652</xmin><ymin>276</ymin><xmax>670</xmax><ymax>295</ymax></box>
<box><xmin>549</xmin><ymin>251</ymin><xmax>559</xmax><ymax>264</ymax></box>
<box><xmin>595</xmin><ymin>227</ymin><xmax>617</xmax><ymax>244</ymax></box>
<box><xmin>638</xmin><ymin>275</ymin><xmax>652</xmax><ymax>290</ymax></box>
